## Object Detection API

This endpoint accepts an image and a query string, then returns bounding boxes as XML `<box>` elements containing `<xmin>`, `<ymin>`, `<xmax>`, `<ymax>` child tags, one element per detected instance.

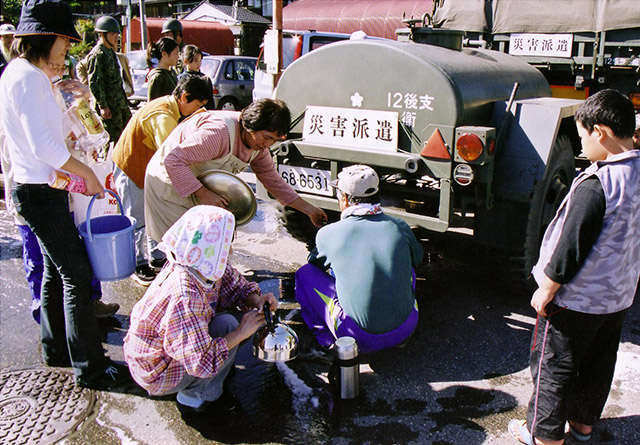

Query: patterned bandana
<box><xmin>159</xmin><ymin>206</ymin><xmax>235</xmax><ymax>282</ymax></box>
<box><xmin>340</xmin><ymin>203</ymin><xmax>383</xmax><ymax>220</ymax></box>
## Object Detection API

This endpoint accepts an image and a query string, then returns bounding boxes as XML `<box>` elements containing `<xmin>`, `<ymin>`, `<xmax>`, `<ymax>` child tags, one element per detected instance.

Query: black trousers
<box><xmin>12</xmin><ymin>184</ymin><xmax>109</xmax><ymax>381</ymax></box>
<box><xmin>526</xmin><ymin>305</ymin><xmax>627</xmax><ymax>441</ymax></box>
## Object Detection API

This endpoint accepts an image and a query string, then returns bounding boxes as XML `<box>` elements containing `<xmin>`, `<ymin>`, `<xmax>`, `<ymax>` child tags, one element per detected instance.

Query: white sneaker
<box><xmin>176</xmin><ymin>391</ymin><xmax>207</xmax><ymax>411</ymax></box>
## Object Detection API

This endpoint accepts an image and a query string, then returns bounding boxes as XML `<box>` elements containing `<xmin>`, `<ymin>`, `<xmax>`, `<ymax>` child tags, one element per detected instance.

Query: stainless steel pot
<box><xmin>196</xmin><ymin>169</ymin><xmax>257</xmax><ymax>226</ymax></box>
<box><xmin>253</xmin><ymin>303</ymin><xmax>299</xmax><ymax>362</ymax></box>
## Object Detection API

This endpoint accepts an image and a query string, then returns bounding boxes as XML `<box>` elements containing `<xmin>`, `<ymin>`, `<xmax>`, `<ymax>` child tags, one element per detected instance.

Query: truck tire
<box><xmin>279</xmin><ymin>207</ymin><xmax>340</xmax><ymax>251</ymax></box>
<box><xmin>217</xmin><ymin>97</ymin><xmax>239</xmax><ymax>111</ymax></box>
<box><xmin>523</xmin><ymin>135</ymin><xmax>575</xmax><ymax>285</ymax></box>
<box><xmin>279</xmin><ymin>207</ymin><xmax>319</xmax><ymax>250</ymax></box>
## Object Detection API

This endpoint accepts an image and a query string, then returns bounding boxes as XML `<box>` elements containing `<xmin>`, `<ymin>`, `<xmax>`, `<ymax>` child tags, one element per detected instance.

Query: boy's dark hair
<box><xmin>240</xmin><ymin>99</ymin><xmax>291</xmax><ymax>135</ymax></box>
<box><xmin>14</xmin><ymin>35</ymin><xmax>56</xmax><ymax>64</ymax></box>
<box><xmin>172</xmin><ymin>74</ymin><xmax>212</xmax><ymax>104</ymax></box>
<box><xmin>146</xmin><ymin>37</ymin><xmax>179</xmax><ymax>68</ymax></box>
<box><xmin>574</xmin><ymin>89</ymin><xmax>635</xmax><ymax>139</ymax></box>
<box><xmin>181</xmin><ymin>44</ymin><xmax>202</xmax><ymax>64</ymax></box>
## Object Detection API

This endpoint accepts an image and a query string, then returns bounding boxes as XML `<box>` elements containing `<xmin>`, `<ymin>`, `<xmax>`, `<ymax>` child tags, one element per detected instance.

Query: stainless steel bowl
<box><xmin>196</xmin><ymin>169</ymin><xmax>257</xmax><ymax>226</ymax></box>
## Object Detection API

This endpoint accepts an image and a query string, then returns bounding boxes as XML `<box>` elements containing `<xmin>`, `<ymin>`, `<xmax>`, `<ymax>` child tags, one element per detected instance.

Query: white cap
<box><xmin>331</xmin><ymin>165</ymin><xmax>379</xmax><ymax>197</ymax></box>
<box><xmin>0</xmin><ymin>24</ymin><xmax>16</xmax><ymax>36</ymax></box>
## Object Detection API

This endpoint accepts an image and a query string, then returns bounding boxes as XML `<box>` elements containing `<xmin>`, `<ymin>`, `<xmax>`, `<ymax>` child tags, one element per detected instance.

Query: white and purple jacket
<box><xmin>533</xmin><ymin>150</ymin><xmax>640</xmax><ymax>314</ymax></box>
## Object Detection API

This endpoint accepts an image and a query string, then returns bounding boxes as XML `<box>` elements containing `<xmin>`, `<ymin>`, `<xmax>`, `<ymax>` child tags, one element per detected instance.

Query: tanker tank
<box><xmin>275</xmin><ymin>38</ymin><xmax>551</xmax><ymax>152</ymax></box>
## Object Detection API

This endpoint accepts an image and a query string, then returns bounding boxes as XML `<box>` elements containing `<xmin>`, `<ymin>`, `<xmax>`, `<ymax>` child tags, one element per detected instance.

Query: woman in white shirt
<box><xmin>0</xmin><ymin>0</ymin><xmax>127</xmax><ymax>389</ymax></box>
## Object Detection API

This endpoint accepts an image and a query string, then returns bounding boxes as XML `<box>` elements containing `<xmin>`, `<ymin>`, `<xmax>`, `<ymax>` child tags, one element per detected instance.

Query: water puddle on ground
<box><xmin>174</xmin><ymin>275</ymin><xmax>333</xmax><ymax>442</ymax></box>
<box><xmin>176</xmin><ymin>275</ymin><xmax>430</xmax><ymax>442</ymax></box>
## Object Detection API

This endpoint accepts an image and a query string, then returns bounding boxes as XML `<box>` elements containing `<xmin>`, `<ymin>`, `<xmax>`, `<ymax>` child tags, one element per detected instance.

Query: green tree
<box><xmin>70</xmin><ymin>18</ymin><xmax>96</xmax><ymax>60</ymax></box>
<box><xmin>68</xmin><ymin>1</ymin><xmax>110</xmax><ymax>8</ymax></box>
<box><xmin>1</xmin><ymin>0</ymin><xmax>22</xmax><ymax>26</ymax></box>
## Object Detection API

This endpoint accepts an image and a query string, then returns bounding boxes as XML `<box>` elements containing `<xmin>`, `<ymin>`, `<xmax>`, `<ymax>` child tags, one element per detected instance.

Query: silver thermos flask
<box><xmin>334</xmin><ymin>336</ymin><xmax>359</xmax><ymax>399</ymax></box>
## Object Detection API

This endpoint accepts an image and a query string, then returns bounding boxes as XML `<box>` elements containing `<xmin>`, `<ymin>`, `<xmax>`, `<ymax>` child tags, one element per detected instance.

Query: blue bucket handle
<box><xmin>84</xmin><ymin>189</ymin><xmax>125</xmax><ymax>243</ymax></box>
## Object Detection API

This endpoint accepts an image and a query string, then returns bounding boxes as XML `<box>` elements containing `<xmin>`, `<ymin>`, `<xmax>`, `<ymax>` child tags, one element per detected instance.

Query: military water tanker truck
<box><xmin>263</xmin><ymin>27</ymin><xmax>586</xmax><ymax>284</ymax></box>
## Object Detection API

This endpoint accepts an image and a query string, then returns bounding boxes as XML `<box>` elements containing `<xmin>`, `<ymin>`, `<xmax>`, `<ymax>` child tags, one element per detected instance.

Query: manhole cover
<box><xmin>0</xmin><ymin>368</ymin><xmax>95</xmax><ymax>445</ymax></box>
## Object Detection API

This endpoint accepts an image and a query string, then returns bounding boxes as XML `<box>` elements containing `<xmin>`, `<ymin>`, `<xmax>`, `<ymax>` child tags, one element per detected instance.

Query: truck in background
<box><xmin>253</xmin><ymin>30</ymin><xmax>351</xmax><ymax>101</ymax></box>
<box><xmin>432</xmin><ymin>0</ymin><xmax>640</xmax><ymax>108</ymax></box>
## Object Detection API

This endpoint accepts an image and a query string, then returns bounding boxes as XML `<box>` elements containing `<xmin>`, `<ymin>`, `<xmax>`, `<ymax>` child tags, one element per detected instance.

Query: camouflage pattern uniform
<box><xmin>173</xmin><ymin>41</ymin><xmax>186</xmax><ymax>76</ymax></box>
<box><xmin>85</xmin><ymin>43</ymin><xmax>131</xmax><ymax>143</ymax></box>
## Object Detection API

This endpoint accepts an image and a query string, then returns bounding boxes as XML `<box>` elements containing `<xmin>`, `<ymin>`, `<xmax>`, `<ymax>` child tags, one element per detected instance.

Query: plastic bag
<box><xmin>70</xmin><ymin>148</ymin><xmax>120</xmax><ymax>226</ymax></box>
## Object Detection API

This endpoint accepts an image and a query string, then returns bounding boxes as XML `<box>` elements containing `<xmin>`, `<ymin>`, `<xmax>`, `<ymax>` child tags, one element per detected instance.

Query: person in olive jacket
<box><xmin>146</xmin><ymin>37</ymin><xmax>180</xmax><ymax>101</ymax></box>
<box><xmin>85</xmin><ymin>15</ymin><xmax>131</xmax><ymax>143</ymax></box>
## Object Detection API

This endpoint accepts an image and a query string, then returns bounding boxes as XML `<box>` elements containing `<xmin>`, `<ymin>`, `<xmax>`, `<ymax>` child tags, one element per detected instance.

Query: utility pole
<box><xmin>139</xmin><ymin>0</ymin><xmax>148</xmax><ymax>49</ymax></box>
<box><xmin>273</xmin><ymin>0</ymin><xmax>283</xmax><ymax>86</ymax></box>
<box><xmin>125</xmin><ymin>0</ymin><xmax>131</xmax><ymax>52</ymax></box>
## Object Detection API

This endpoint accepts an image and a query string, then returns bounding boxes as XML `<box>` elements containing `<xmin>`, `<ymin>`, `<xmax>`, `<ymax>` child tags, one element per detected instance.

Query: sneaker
<box><xmin>77</xmin><ymin>362</ymin><xmax>130</xmax><ymax>390</ymax></box>
<box><xmin>132</xmin><ymin>264</ymin><xmax>156</xmax><ymax>286</ymax></box>
<box><xmin>150</xmin><ymin>257</ymin><xmax>167</xmax><ymax>272</ymax></box>
<box><xmin>176</xmin><ymin>391</ymin><xmax>209</xmax><ymax>413</ymax></box>
<box><xmin>176</xmin><ymin>391</ymin><xmax>237</xmax><ymax>414</ymax></box>
<box><xmin>92</xmin><ymin>300</ymin><xmax>120</xmax><ymax>318</ymax></box>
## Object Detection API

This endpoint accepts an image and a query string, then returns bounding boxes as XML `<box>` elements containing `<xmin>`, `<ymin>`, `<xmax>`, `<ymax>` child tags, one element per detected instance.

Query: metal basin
<box><xmin>196</xmin><ymin>169</ymin><xmax>257</xmax><ymax>226</ymax></box>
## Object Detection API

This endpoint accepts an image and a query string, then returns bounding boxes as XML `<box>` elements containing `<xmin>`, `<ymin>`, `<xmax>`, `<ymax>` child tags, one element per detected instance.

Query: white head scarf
<box><xmin>159</xmin><ymin>206</ymin><xmax>235</xmax><ymax>282</ymax></box>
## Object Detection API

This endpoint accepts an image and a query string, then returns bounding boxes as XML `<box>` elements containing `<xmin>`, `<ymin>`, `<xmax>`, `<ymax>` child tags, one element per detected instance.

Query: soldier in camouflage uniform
<box><xmin>85</xmin><ymin>16</ymin><xmax>131</xmax><ymax>143</ymax></box>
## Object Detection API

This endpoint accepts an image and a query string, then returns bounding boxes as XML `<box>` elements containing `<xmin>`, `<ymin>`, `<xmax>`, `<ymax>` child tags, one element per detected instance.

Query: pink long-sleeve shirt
<box><xmin>163</xmin><ymin>111</ymin><xmax>298</xmax><ymax>206</ymax></box>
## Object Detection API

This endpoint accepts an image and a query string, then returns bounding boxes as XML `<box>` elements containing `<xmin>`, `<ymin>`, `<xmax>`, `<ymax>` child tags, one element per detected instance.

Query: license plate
<box><xmin>278</xmin><ymin>165</ymin><xmax>333</xmax><ymax>197</ymax></box>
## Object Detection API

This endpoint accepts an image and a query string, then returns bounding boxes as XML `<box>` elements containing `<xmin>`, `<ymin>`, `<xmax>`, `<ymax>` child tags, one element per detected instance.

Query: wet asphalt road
<box><xmin>1</xmin><ymin>193</ymin><xmax>639</xmax><ymax>444</ymax></box>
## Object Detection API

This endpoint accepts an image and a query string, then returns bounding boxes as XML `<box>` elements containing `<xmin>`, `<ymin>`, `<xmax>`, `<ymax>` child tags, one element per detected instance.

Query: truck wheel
<box><xmin>217</xmin><ymin>97</ymin><xmax>239</xmax><ymax>111</ymax></box>
<box><xmin>279</xmin><ymin>208</ymin><xmax>319</xmax><ymax>250</ymax></box>
<box><xmin>279</xmin><ymin>207</ymin><xmax>340</xmax><ymax>251</ymax></box>
<box><xmin>523</xmin><ymin>135</ymin><xmax>575</xmax><ymax>285</ymax></box>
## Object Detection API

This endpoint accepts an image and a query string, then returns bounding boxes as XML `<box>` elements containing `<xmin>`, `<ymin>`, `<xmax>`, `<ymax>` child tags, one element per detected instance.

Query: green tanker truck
<box><xmin>263</xmin><ymin>24</ymin><xmax>589</xmax><ymax>285</ymax></box>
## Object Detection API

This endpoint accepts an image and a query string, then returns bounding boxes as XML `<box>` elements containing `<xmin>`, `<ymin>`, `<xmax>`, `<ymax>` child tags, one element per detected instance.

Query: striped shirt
<box><xmin>163</xmin><ymin>112</ymin><xmax>298</xmax><ymax>205</ymax></box>
<box><xmin>123</xmin><ymin>261</ymin><xmax>260</xmax><ymax>395</ymax></box>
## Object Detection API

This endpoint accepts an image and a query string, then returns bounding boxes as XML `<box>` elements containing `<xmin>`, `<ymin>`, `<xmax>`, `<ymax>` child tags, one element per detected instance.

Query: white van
<box><xmin>253</xmin><ymin>30</ymin><xmax>351</xmax><ymax>101</ymax></box>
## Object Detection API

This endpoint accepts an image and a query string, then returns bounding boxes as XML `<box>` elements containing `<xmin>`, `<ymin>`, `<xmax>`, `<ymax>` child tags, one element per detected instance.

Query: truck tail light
<box><xmin>456</xmin><ymin>133</ymin><xmax>483</xmax><ymax>162</ymax></box>
<box><xmin>293</xmin><ymin>35</ymin><xmax>303</xmax><ymax>60</ymax></box>
<box><xmin>420</xmin><ymin>129</ymin><xmax>451</xmax><ymax>160</ymax></box>
<box><xmin>212</xmin><ymin>86</ymin><xmax>219</xmax><ymax>95</ymax></box>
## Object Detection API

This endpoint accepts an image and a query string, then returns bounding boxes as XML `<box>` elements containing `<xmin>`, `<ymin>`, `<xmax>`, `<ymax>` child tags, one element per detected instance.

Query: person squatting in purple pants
<box><xmin>295</xmin><ymin>165</ymin><xmax>423</xmax><ymax>354</ymax></box>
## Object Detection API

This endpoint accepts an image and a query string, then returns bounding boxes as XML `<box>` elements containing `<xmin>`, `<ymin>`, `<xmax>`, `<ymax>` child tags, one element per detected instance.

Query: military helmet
<box><xmin>95</xmin><ymin>15</ymin><xmax>121</xmax><ymax>34</ymax></box>
<box><xmin>162</xmin><ymin>18</ymin><xmax>183</xmax><ymax>34</ymax></box>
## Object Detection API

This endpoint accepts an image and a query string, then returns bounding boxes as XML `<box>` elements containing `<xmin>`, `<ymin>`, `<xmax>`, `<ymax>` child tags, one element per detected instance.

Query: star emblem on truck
<box><xmin>351</xmin><ymin>92</ymin><xmax>364</xmax><ymax>108</ymax></box>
